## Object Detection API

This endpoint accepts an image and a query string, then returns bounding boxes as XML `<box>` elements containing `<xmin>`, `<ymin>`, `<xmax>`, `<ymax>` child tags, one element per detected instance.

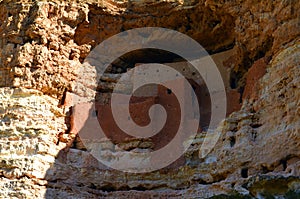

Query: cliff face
<box><xmin>0</xmin><ymin>0</ymin><xmax>299</xmax><ymax>198</ymax></box>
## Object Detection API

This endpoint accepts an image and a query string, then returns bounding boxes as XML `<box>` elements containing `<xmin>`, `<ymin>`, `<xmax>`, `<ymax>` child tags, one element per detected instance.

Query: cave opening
<box><xmin>92</xmin><ymin>48</ymin><xmax>212</xmax><ymax>153</ymax></box>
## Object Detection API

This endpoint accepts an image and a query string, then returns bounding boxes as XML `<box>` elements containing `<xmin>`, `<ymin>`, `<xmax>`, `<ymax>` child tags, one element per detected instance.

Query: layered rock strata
<box><xmin>0</xmin><ymin>0</ymin><xmax>299</xmax><ymax>198</ymax></box>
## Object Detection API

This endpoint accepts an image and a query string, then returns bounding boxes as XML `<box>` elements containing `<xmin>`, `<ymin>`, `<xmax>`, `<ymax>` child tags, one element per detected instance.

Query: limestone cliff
<box><xmin>0</xmin><ymin>0</ymin><xmax>299</xmax><ymax>198</ymax></box>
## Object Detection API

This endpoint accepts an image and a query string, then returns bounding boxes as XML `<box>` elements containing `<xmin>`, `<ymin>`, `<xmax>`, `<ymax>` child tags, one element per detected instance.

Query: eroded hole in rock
<box><xmin>229</xmin><ymin>71</ymin><xmax>239</xmax><ymax>89</ymax></box>
<box><xmin>280</xmin><ymin>159</ymin><xmax>288</xmax><ymax>171</ymax></box>
<box><xmin>229</xmin><ymin>136</ymin><xmax>236</xmax><ymax>147</ymax></box>
<box><xmin>251</xmin><ymin>130</ymin><xmax>257</xmax><ymax>142</ymax></box>
<box><xmin>103</xmin><ymin>49</ymin><xmax>185</xmax><ymax>75</ymax></box>
<box><xmin>241</xmin><ymin>168</ymin><xmax>248</xmax><ymax>178</ymax></box>
<box><xmin>100</xmin><ymin>184</ymin><xmax>117</xmax><ymax>192</ymax></box>
<box><xmin>250</xmin><ymin>123</ymin><xmax>262</xmax><ymax>129</ymax></box>
<box><xmin>253</xmin><ymin>37</ymin><xmax>274</xmax><ymax>61</ymax></box>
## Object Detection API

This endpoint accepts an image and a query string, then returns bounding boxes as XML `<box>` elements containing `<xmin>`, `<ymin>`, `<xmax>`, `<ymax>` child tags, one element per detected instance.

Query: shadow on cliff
<box><xmin>42</xmin><ymin>0</ymin><xmax>238</xmax><ymax>196</ymax></box>
<box><xmin>44</xmin><ymin>47</ymin><xmax>213</xmax><ymax>197</ymax></box>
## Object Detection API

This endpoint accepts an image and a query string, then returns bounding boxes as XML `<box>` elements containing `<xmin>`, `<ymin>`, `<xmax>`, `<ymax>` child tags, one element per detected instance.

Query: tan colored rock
<box><xmin>0</xmin><ymin>0</ymin><xmax>299</xmax><ymax>198</ymax></box>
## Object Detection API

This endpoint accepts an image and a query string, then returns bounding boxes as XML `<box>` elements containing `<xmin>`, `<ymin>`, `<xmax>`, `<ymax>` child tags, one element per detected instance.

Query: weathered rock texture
<box><xmin>0</xmin><ymin>0</ymin><xmax>299</xmax><ymax>198</ymax></box>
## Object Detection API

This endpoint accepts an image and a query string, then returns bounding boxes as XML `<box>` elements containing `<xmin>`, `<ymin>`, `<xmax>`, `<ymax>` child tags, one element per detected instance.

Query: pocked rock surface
<box><xmin>0</xmin><ymin>0</ymin><xmax>299</xmax><ymax>198</ymax></box>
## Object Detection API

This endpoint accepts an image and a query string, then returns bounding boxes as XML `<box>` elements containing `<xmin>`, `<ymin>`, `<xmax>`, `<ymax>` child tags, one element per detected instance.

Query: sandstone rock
<box><xmin>0</xmin><ymin>0</ymin><xmax>299</xmax><ymax>198</ymax></box>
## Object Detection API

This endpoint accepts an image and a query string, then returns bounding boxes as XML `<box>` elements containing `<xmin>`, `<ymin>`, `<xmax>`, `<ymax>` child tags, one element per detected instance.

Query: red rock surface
<box><xmin>243</xmin><ymin>57</ymin><xmax>268</xmax><ymax>101</ymax></box>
